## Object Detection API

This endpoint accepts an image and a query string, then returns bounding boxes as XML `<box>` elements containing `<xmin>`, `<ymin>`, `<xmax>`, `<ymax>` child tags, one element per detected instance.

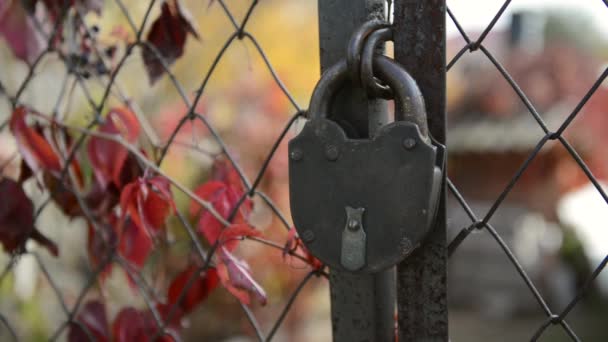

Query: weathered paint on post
<box><xmin>317</xmin><ymin>0</ymin><xmax>395</xmax><ymax>341</ymax></box>
<box><xmin>393</xmin><ymin>0</ymin><xmax>449</xmax><ymax>340</ymax></box>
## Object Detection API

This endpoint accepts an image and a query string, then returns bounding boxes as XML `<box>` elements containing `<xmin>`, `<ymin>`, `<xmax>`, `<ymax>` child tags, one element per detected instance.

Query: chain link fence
<box><xmin>445</xmin><ymin>1</ymin><xmax>608</xmax><ymax>340</ymax></box>
<box><xmin>0</xmin><ymin>0</ymin><xmax>325</xmax><ymax>341</ymax></box>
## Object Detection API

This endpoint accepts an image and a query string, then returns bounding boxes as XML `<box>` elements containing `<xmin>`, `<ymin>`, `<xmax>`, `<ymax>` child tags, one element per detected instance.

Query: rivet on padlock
<box><xmin>325</xmin><ymin>145</ymin><xmax>339</xmax><ymax>161</ymax></box>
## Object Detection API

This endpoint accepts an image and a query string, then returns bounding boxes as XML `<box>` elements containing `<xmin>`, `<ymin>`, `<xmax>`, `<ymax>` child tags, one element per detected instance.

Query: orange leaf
<box><xmin>9</xmin><ymin>106</ymin><xmax>61</xmax><ymax>174</ymax></box>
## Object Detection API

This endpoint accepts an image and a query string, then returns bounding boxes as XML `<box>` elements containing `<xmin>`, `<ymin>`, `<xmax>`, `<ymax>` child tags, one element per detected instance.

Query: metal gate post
<box><xmin>394</xmin><ymin>0</ymin><xmax>449</xmax><ymax>341</ymax></box>
<box><xmin>317</xmin><ymin>1</ymin><xmax>395</xmax><ymax>341</ymax></box>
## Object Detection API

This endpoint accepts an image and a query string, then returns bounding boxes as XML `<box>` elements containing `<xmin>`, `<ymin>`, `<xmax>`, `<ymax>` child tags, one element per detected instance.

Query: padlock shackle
<box><xmin>308</xmin><ymin>56</ymin><xmax>429</xmax><ymax>139</ymax></box>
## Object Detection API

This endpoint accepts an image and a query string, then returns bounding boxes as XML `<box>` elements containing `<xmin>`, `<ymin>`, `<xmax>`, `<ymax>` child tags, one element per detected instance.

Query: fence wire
<box><xmin>0</xmin><ymin>0</ymin><xmax>325</xmax><ymax>341</ymax></box>
<box><xmin>446</xmin><ymin>1</ymin><xmax>608</xmax><ymax>341</ymax></box>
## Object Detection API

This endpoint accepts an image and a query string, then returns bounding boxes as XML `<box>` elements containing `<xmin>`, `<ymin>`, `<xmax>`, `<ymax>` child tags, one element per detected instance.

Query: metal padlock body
<box><xmin>289</xmin><ymin>56</ymin><xmax>443</xmax><ymax>273</ymax></box>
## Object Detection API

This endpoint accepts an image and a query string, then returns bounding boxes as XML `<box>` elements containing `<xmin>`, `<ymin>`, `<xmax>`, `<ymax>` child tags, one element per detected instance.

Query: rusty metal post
<box><xmin>393</xmin><ymin>0</ymin><xmax>449</xmax><ymax>340</ymax></box>
<box><xmin>317</xmin><ymin>1</ymin><xmax>395</xmax><ymax>341</ymax></box>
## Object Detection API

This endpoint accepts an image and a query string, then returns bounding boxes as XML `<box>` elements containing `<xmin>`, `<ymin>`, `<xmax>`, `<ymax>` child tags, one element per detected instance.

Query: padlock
<box><xmin>288</xmin><ymin>55</ymin><xmax>444</xmax><ymax>273</ymax></box>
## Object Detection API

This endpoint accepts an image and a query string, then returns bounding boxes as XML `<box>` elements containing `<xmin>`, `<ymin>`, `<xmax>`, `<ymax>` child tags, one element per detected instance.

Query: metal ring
<box><xmin>361</xmin><ymin>27</ymin><xmax>393</xmax><ymax>99</ymax></box>
<box><xmin>308</xmin><ymin>56</ymin><xmax>428</xmax><ymax>139</ymax></box>
<box><xmin>346</xmin><ymin>20</ymin><xmax>389</xmax><ymax>88</ymax></box>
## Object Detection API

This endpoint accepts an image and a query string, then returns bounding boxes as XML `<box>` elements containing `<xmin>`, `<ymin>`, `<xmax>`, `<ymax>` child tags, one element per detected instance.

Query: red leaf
<box><xmin>140</xmin><ymin>176</ymin><xmax>174</xmax><ymax>231</ymax></box>
<box><xmin>211</xmin><ymin>157</ymin><xmax>244</xmax><ymax>192</ymax></box>
<box><xmin>9</xmin><ymin>106</ymin><xmax>61</xmax><ymax>174</ymax></box>
<box><xmin>40</xmin><ymin>0</ymin><xmax>104</xmax><ymax>18</ymax></box>
<box><xmin>116</xmin><ymin>152</ymin><xmax>144</xmax><ymax>190</ymax></box>
<box><xmin>0</xmin><ymin>0</ymin><xmax>45</xmax><ymax>64</ymax></box>
<box><xmin>0</xmin><ymin>178</ymin><xmax>58</xmax><ymax>256</ymax></box>
<box><xmin>17</xmin><ymin>159</ymin><xmax>33</xmax><ymax>185</ymax></box>
<box><xmin>283</xmin><ymin>227</ymin><xmax>298</xmax><ymax>256</ymax></box>
<box><xmin>117</xmin><ymin>217</ymin><xmax>152</xmax><ymax>271</ymax></box>
<box><xmin>11</xmin><ymin>107</ymin><xmax>88</xmax><ymax>218</ymax></box>
<box><xmin>216</xmin><ymin>247</ymin><xmax>267</xmax><ymax>306</ymax></box>
<box><xmin>119</xmin><ymin>176</ymin><xmax>174</xmax><ymax>238</ymax></box>
<box><xmin>87</xmin><ymin>107</ymin><xmax>140</xmax><ymax>189</ymax></box>
<box><xmin>142</xmin><ymin>0</ymin><xmax>200</xmax><ymax>84</ymax></box>
<box><xmin>87</xmin><ymin>222</ymin><xmax>115</xmax><ymax>281</ymax></box>
<box><xmin>119</xmin><ymin>180</ymin><xmax>138</xmax><ymax>217</ymax></box>
<box><xmin>0</xmin><ymin>178</ymin><xmax>35</xmax><ymax>254</ymax></box>
<box><xmin>112</xmin><ymin>307</ymin><xmax>148</xmax><ymax>342</ymax></box>
<box><xmin>83</xmin><ymin>181</ymin><xmax>120</xmax><ymax>218</ymax></box>
<box><xmin>152</xmin><ymin>303</ymin><xmax>182</xmax><ymax>336</ymax></box>
<box><xmin>117</xmin><ymin>177</ymin><xmax>173</xmax><ymax>284</ymax></box>
<box><xmin>168</xmin><ymin>265</ymin><xmax>218</xmax><ymax>314</ymax></box>
<box><xmin>112</xmin><ymin>305</ymin><xmax>179</xmax><ymax>342</ymax></box>
<box><xmin>190</xmin><ymin>180</ymin><xmax>252</xmax><ymax>249</ymax></box>
<box><xmin>283</xmin><ymin>227</ymin><xmax>323</xmax><ymax>271</ymax></box>
<box><xmin>68</xmin><ymin>300</ymin><xmax>109</xmax><ymax>342</ymax></box>
<box><xmin>43</xmin><ymin>172</ymin><xmax>83</xmax><ymax>217</ymax></box>
<box><xmin>153</xmin><ymin>303</ymin><xmax>184</xmax><ymax>330</ymax></box>
<box><xmin>218</xmin><ymin>223</ymin><xmax>262</xmax><ymax>251</ymax></box>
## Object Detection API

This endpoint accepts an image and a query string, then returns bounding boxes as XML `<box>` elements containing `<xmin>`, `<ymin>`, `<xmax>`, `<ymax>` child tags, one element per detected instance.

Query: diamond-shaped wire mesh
<box><xmin>446</xmin><ymin>1</ymin><xmax>608</xmax><ymax>341</ymax></box>
<box><xmin>0</xmin><ymin>0</ymin><xmax>326</xmax><ymax>341</ymax></box>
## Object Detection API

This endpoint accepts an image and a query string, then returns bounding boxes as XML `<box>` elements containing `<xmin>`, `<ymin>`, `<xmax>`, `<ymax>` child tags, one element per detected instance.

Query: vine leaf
<box><xmin>0</xmin><ymin>0</ymin><xmax>104</xmax><ymax>64</ymax></box>
<box><xmin>167</xmin><ymin>265</ymin><xmax>219</xmax><ymax>314</ymax></box>
<box><xmin>87</xmin><ymin>222</ymin><xmax>115</xmax><ymax>282</ymax></box>
<box><xmin>68</xmin><ymin>300</ymin><xmax>110</xmax><ymax>342</ymax></box>
<box><xmin>142</xmin><ymin>0</ymin><xmax>200</xmax><ymax>84</ymax></box>
<box><xmin>190</xmin><ymin>180</ymin><xmax>252</xmax><ymax>249</ymax></box>
<box><xmin>0</xmin><ymin>0</ymin><xmax>45</xmax><ymax>64</ymax></box>
<box><xmin>87</xmin><ymin>107</ymin><xmax>140</xmax><ymax>189</ymax></box>
<box><xmin>216</xmin><ymin>247</ymin><xmax>267</xmax><ymax>306</ymax></box>
<box><xmin>10</xmin><ymin>106</ymin><xmax>94</xmax><ymax>218</ymax></box>
<box><xmin>0</xmin><ymin>178</ymin><xmax>58</xmax><ymax>256</ymax></box>
<box><xmin>112</xmin><ymin>307</ymin><xmax>148</xmax><ymax>342</ymax></box>
<box><xmin>283</xmin><ymin>227</ymin><xmax>323</xmax><ymax>271</ymax></box>
<box><xmin>119</xmin><ymin>176</ymin><xmax>174</xmax><ymax>238</ymax></box>
<box><xmin>117</xmin><ymin>217</ymin><xmax>153</xmax><ymax>272</ymax></box>
<box><xmin>10</xmin><ymin>106</ymin><xmax>61</xmax><ymax>174</ymax></box>
<box><xmin>39</xmin><ymin>0</ymin><xmax>105</xmax><ymax>21</ymax></box>
<box><xmin>113</xmin><ymin>305</ymin><xmax>179</xmax><ymax>342</ymax></box>
<box><xmin>70</xmin><ymin>302</ymin><xmax>178</xmax><ymax>342</ymax></box>
<box><xmin>118</xmin><ymin>176</ymin><xmax>173</xmax><ymax>282</ymax></box>
<box><xmin>218</xmin><ymin>223</ymin><xmax>262</xmax><ymax>251</ymax></box>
